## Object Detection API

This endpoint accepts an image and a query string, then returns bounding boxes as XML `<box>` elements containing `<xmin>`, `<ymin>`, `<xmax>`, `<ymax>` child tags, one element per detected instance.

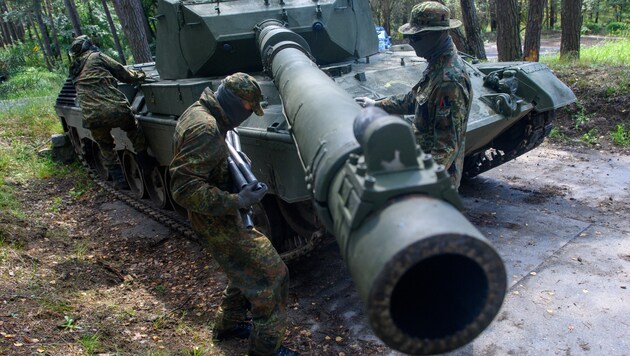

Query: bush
<box><xmin>0</xmin><ymin>67</ymin><xmax>66</xmax><ymax>100</ymax></box>
<box><xmin>0</xmin><ymin>41</ymin><xmax>50</xmax><ymax>76</ymax></box>
<box><xmin>606</xmin><ymin>22</ymin><xmax>630</xmax><ymax>35</ymax></box>
<box><xmin>584</xmin><ymin>22</ymin><xmax>605</xmax><ymax>35</ymax></box>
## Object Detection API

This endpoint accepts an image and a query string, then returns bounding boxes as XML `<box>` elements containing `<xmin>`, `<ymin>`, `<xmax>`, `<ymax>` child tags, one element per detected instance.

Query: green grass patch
<box><xmin>80</xmin><ymin>333</ymin><xmax>102</xmax><ymax>355</ymax></box>
<box><xmin>581</xmin><ymin>128</ymin><xmax>600</xmax><ymax>145</ymax></box>
<box><xmin>542</xmin><ymin>38</ymin><xmax>630</xmax><ymax>67</ymax></box>
<box><xmin>0</xmin><ymin>67</ymin><xmax>66</xmax><ymax>100</ymax></box>
<box><xmin>609</xmin><ymin>124</ymin><xmax>630</xmax><ymax>146</ymax></box>
<box><xmin>548</xmin><ymin>127</ymin><xmax>568</xmax><ymax>142</ymax></box>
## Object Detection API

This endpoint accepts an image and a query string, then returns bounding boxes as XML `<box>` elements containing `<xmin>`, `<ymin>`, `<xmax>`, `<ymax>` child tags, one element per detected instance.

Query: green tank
<box><xmin>54</xmin><ymin>0</ymin><xmax>576</xmax><ymax>354</ymax></box>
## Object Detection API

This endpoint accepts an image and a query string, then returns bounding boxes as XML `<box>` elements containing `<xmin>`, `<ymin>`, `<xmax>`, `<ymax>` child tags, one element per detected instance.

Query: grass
<box><xmin>0</xmin><ymin>89</ymin><xmax>85</xmax><ymax>222</ymax></box>
<box><xmin>80</xmin><ymin>333</ymin><xmax>102</xmax><ymax>355</ymax></box>
<box><xmin>542</xmin><ymin>38</ymin><xmax>630</xmax><ymax>67</ymax></box>
<box><xmin>0</xmin><ymin>67</ymin><xmax>66</xmax><ymax>100</ymax></box>
<box><xmin>609</xmin><ymin>124</ymin><xmax>630</xmax><ymax>146</ymax></box>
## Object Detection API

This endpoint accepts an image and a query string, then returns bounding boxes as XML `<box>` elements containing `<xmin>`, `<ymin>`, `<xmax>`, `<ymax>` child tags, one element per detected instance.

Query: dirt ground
<box><xmin>0</xmin><ymin>66</ymin><xmax>628</xmax><ymax>355</ymax></box>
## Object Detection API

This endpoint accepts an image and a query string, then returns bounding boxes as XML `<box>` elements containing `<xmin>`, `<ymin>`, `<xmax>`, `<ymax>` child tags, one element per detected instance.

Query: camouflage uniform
<box><xmin>69</xmin><ymin>36</ymin><xmax>147</xmax><ymax>169</ymax></box>
<box><xmin>169</xmin><ymin>82</ymin><xmax>288</xmax><ymax>356</ymax></box>
<box><xmin>376</xmin><ymin>2</ymin><xmax>472</xmax><ymax>189</ymax></box>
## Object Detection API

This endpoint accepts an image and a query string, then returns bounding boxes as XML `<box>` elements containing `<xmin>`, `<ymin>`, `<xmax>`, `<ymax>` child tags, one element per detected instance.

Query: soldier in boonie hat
<box><xmin>222</xmin><ymin>72</ymin><xmax>264</xmax><ymax>116</ymax></box>
<box><xmin>398</xmin><ymin>1</ymin><xmax>462</xmax><ymax>35</ymax></box>
<box><xmin>355</xmin><ymin>0</ymin><xmax>472</xmax><ymax>190</ymax></box>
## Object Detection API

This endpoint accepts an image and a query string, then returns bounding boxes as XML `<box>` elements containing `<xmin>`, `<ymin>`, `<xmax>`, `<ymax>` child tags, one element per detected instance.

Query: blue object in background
<box><xmin>375</xmin><ymin>26</ymin><xmax>391</xmax><ymax>52</ymax></box>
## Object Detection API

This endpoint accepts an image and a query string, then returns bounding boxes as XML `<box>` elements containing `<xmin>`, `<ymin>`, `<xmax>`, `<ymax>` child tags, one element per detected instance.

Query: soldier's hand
<box><xmin>355</xmin><ymin>97</ymin><xmax>376</xmax><ymax>108</ymax></box>
<box><xmin>237</xmin><ymin>182</ymin><xmax>268</xmax><ymax>209</ymax></box>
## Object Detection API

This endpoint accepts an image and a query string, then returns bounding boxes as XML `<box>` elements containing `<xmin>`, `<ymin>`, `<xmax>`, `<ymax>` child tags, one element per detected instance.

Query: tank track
<box><xmin>463</xmin><ymin>110</ymin><xmax>554</xmax><ymax>179</ymax></box>
<box><xmin>77</xmin><ymin>158</ymin><xmax>321</xmax><ymax>263</ymax></box>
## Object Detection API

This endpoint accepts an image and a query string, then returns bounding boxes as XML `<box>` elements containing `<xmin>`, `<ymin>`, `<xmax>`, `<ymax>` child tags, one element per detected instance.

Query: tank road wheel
<box><xmin>121</xmin><ymin>151</ymin><xmax>147</xmax><ymax>198</ymax></box>
<box><xmin>163</xmin><ymin>169</ymin><xmax>188</xmax><ymax>218</ymax></box>
<box><xmin>85</xmin><ymin>140</ymin><xmax>109</xmax><ymax>180</ymax></box>
<box><xmin>144</xmin><ymin>166</ymin><xmax>172</xmax><ymax>209</ymax></box>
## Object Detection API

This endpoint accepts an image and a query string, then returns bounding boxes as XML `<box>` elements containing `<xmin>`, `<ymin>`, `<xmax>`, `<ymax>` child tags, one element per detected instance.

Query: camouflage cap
<box><xmin>69</xmin><ymin>35</ymin><xmax>92</xmax><ymax>57</ymax></box>
<box><xmin>398</xmin><ymin>1</ymin><xmax>462</xmax><ymax>35</ymax></box>
<box><xmin>222</xmin><ymin>72</ymin><xmax>264</xmax><ymax>116</ymax></box>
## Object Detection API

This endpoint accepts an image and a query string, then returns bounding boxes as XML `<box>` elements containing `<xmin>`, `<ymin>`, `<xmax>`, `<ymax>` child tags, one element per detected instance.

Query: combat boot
<box><xmin>108</xmin><ymin>167</ymin><xmax>129</xmax><ymax>190</ymax></box>
<box><xmin>213</xmin><ymin>322</ymin><xmax>252</xmax><ymax>341</ymax></box>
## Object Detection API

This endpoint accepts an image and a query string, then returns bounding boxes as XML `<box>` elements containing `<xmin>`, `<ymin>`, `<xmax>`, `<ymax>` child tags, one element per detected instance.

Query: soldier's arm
<box><xmin>99</xmin><ymin>53</ymin><xmax>146</xmax><ymax>84</ymax></box>
<box><xmin>169</xmin><ymin>125</ymin><xmax>239</xmax><ymax>216</ymax></box>
<box><xmin>425</xmin><ymin>80</ymin><xmax>470</xmax><ymax>172</ymax></box>
<box><xmin>375</xmin><ymin>90</ymin><xmax>416</xmax><ymax>115</ymax></box>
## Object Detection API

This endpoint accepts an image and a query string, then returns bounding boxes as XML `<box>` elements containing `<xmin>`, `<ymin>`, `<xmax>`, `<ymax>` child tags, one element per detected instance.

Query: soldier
<box><xmin>356</xmin><ymin>1</ymin><xmax>472</xmax><ymax>190</ymax></box>
<box><xmin>69</xmin><ymin>35</ymin><xmax>154</xmax><ymax>188</ymax></box>
<box><xmin>169</xmin><ymin>73</ymin><xmax>298</xmax><ymax>356</ymax></box>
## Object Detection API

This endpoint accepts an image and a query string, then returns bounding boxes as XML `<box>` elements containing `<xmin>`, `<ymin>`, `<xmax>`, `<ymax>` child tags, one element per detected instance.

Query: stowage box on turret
<box><xmin>55</xmin><ymin>0</ymin><xmax>576</xmax><ymax>354</ymax></box>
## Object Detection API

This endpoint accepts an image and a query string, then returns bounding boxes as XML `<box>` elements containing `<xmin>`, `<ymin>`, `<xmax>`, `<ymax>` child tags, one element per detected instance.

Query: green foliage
<box><xmin>542</xmin><ymin>38</ymin><xmax>630</xmax><ymax>67</ymax></box>
<box><xmin>581</xmin><ymin>128</ymin><xmax>600</xmax><ymax>145</ymax></box>
<box><xmin>609</xmin><ymin>124</ymin><xmax>630</xmax><ymax>146</ymax></box>
<box><xmin>606</xmin><ymin>22</ymin><xmax>630</xmax><ymax>35</ymax></box>
<box><xmin>572</xmin><ymin>101</ymin><xmax>592</xmax><ymax>130</ymax></box>
<box><xmin>583</xmin><ymin>22</ymin><xmax>605</xmax><ymax>34</ymax></box>
<box><xmin>80</xmin><ymin>334</ymin><xmax>102</xmax><ymax>356</ymax></box>
<box><xmin>0</xmin><ymin>67</ymin><xmax>66</xmax><ymax>100</ymax></box>
<box><xmin>548</xmin><ymin>127</ymin><xmax>568</xmax><ymax>142</ymax></box>
<box><xmin>60</xmin><ymin>315</ymin><xmax>82</xmax><ymax>330</ymax></box>
<box><xmin>0</xmin><ymin>93</ymin><xmax>81</xmax><ymax>221</ymax></box>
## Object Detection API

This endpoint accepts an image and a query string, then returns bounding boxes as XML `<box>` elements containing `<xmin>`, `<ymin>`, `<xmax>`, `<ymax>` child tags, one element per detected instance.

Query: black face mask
<box><xmin>407</xmin><ymin>31</ymin><xmax>452</xmax><ymax>62</ymax></box>
<box><xmin>215</xmin><ymin>84</ymin><xmax>252</xmax><ymax>129</ymax></box>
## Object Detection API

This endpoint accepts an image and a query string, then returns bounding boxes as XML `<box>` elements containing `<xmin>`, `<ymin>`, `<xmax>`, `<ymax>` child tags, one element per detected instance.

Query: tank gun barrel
<box><xmin>255</xmin><ymin>20</ymin><xmax>507</xmax><ymax>355</ymax></box>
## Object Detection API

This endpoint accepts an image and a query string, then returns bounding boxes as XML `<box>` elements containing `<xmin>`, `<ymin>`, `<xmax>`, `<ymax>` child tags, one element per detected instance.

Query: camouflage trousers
<box><xmin>191</xmin><ymin>213</ymin><xmax>288</xmax><ymax>356</ymax></box>
<box><xmin>89</xmin><ymin>113</ymin><xmax>147</xmax><ymax>169</ymax></box>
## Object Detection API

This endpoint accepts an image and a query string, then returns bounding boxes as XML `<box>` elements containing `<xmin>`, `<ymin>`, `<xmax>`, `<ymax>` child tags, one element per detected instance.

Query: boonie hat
<box><xmin>398</xmin><ymin>1</ymin><xmax>462</xmax><ymax>35</ymax></box>
<box><xmin>222</xmin><ymin>72</ymin><xmax>264</xmax><ymax>116</ymax></box>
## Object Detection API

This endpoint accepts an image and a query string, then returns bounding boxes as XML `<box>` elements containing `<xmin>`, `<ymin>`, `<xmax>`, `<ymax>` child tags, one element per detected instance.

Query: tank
<box><xmin>54</xmin><ymin>0</ymin><xmax>577</xmax><ymax>354</ymax></box>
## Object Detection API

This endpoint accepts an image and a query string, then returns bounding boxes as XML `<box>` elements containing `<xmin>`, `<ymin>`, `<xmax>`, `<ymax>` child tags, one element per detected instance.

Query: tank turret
<box><xmin>54</xmin><ymin>0</ymin><xmax>578</xmax><ymax>353</ymax></box>
<box><xmin>155</xmin><ymin>0</ymin><xmax>378</xmax><ymax>79</ymax></box>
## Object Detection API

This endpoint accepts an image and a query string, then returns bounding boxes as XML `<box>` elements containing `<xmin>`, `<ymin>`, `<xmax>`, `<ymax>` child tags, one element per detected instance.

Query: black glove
<box><xmin>237</xmin><ymin>182</ymin><xmax>268</xmax><ymax>209</ymax></box>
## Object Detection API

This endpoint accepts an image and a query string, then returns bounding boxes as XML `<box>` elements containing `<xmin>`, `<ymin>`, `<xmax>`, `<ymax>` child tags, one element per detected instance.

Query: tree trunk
<box><xmin>15</xmin><ymin>19</ymin><xmax>26</xmax><ymax>41</ymax></box>
<box><xmin>594</xmin><ymin>0</ymin><xmax>600</xmax><ymax>23</ymax></box>
<box><xmin>63</xmin><ymin>0</ymin><xmax>82</xmax><ymax>36</ymax></box>
<box><xmin>560</xmin><ymin>0</ymin><xmax>582</xmax><ymax>60</ymax></box>
<box><xmin>489</xmin><ymin>0</ymin><xmax>497</xmax><ymax>31</ymax></box>
<box><xmin>33</xmin><ymin>0</ymin><xmax>56</xmax><ymax>67</ymax></box>
<box><xmin>523</xmin><ymin>0</ymin><xmax>546</xmax><ymax>61</ymax></box>
<box><xmin>0</xmin><ymin>17</ymin><xmax>12</xmax><ymax>46</ymax></box>
<box><xmin>27</xmin><ymin>12</ymin><xmax>52</xmax><ymax>71</ymax></box>
<box><xmin>549</xmin><ymin>0</ymin><xmax>557</xmax><ymax>29</ymax></box>
<box><xmin>111</xmin><ymin>0</ymin><xmax>152</xmax><ymax>63</ymax></box>
<box><xmin>460</xmin><ymin>0</ymin><xmax>487</xmax><ymax>59</ymax></box>
<box><xmin>44</xmin><ymin>0</ymin><xmax>62</xmax><ymax>59</ymax></box>
<box><xmin>1</xmin><ymin>0</ymin><xmax>18</xmax><ymax>43</ymax></box>
<box><xmin>101</xmin><ymin>0</ymin><xmax>126</xmax><ymax>64</ymax></box>
<box><xmin>496</xmin><ymin>0</ymin><xmax>522</xmax><ymax>61</ymax></box>
<box><xmin>450</xmin><ymin>27</ymin><xmax>475</xmax><ymax>54</ymax></box>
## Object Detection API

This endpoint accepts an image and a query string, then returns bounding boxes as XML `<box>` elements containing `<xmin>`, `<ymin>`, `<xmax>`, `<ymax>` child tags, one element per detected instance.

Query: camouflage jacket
<box><xmin>71</xmin><ymin>51</ymin><xmax>145</xmax><ymax>127</ymax></box>
<box><xmin>169</xmin><ymin>88</ymin><xmax>240</xmax><ymax>221</ymax></box>
<box><xmin>376</xmin><ymin>48</ymin><xmax>472</xmax><ymax>188</ymax></box>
